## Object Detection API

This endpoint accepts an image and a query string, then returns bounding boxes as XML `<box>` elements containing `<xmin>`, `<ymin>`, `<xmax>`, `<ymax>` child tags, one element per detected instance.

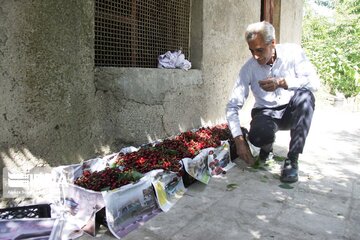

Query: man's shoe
<box><xmin>259</xmin><ymin>148</ymin><xmax>273</xmax><ymax>162</ymax></box>
<box><xmin>280</xmin><ymin>159</ymin><xmax>298</xmax><ymax>183</ymax></box>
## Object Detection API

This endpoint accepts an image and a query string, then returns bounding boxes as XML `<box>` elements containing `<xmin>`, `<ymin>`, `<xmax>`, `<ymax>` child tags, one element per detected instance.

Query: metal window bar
<box><xmin>95</xmin><ymin>0</ymin><xmax>191</xmax><ymax>68</ymax></box>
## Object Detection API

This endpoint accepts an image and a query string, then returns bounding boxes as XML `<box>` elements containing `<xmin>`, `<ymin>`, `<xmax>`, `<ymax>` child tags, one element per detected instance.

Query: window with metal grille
<box><xmin>95</xmin><ymin>0</ymin><xmax>191</xmax><ymax>68</ymax></box>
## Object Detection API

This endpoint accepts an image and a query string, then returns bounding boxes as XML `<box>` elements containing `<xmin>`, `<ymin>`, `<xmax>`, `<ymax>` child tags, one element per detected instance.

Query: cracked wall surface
<box><xmin>0</xmin><ymin>0</ymin><xmax>104</xmax><ymax>183</ymax></box>
<box><xmin>94</xmin><ymin>68</ymin><xmax>204</xmax><ymax>146</ymax></box>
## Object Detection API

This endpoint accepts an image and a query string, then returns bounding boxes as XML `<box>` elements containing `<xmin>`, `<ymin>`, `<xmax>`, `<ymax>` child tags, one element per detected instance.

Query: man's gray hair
<box><xmin>245</xmin><ymin>21</ymin><xmax>275</xmax><ymax>44</ymax></box>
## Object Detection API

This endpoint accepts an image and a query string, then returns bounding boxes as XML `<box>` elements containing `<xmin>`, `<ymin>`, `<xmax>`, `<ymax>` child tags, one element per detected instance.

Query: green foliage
<box><xmin>315</xmin><ymin>0</ymin><xmax>335</xmax><ymax>8</ymax></box>
<box><xmin>302</xmin><ymin>0</ymin><xmax>360</xmax><ymax>97</ymax></box>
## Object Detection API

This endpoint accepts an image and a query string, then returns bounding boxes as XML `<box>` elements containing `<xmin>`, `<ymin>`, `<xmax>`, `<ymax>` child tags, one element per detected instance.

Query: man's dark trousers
<box><xmin>248</xmin><ymin>88</ymin><xmax>315</xmax><ymax>158</ymax></box>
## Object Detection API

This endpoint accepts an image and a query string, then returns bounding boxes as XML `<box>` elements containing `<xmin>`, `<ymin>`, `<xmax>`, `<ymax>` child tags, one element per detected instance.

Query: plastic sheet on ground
<box><xmin>0</xmin><ymin>218</ymin><xmax>59</xmax><ymax>240</ymax></box>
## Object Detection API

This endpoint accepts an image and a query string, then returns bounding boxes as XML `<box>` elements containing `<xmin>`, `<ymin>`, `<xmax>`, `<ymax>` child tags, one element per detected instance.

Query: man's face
<box><xmin>247</xmin><ymin>34</ymin><xmax>275</xmax><ymax>65</ymax></box>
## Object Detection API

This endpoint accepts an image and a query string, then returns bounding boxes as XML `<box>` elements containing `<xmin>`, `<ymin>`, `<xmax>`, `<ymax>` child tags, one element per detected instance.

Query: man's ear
<box><xmin>271</xmin><ymin>39</ymin><xmax>276</xmax><ymax>46</ymax></box>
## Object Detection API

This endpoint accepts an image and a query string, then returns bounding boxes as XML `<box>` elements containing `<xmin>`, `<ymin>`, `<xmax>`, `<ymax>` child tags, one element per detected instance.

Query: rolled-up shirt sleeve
<box><xmin>226</xmin><ymin>68</ymin><xmax>250</xmax><ymax>138</ymax></box>
<box><xmin>285</xmin><ymin>46</ymin><xmax>320</xmax><ymax>92</ymax></box>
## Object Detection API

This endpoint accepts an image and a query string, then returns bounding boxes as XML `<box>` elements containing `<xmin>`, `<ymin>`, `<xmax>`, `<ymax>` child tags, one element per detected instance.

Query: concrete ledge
<box><xmin>95</xmin><ymin>68</ymin><xmax>203</xmax><ymax>105</ymax></box>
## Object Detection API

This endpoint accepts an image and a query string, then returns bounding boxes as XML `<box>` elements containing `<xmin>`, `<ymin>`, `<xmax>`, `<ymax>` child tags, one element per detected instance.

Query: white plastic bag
<box><xmin>158</xmin><ymin>50</ymin><xmax>191</xmax><ymax>70</ymax></box>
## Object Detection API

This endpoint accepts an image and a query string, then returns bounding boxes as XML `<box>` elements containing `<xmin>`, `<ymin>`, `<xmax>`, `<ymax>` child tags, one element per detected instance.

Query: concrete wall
<box><xmin>277</xmin><ymin>0</ymin><xmax>304</xmax><ymax>44</ymax></box>
<box><xmin>0</xmin><ymin>1</ymin><xmax>103</xmax><ymax>176</ymax></box>
<box><xmin>201</xmin><ymin>0</ymin><xmax>260</xmax><ymax>124</ymax></box>
<box><xmin>0</xmin><ymin>0</ymin><xmax>304</xmax><ymax>191</ymax></box>
<box><xmin>94</xmin><ymin>0</ymin><xmax>261</xmax><ymax>148</ymax></box>
<box><xmin>94</xmin><ymin>68</ymin><xmax>204</xmax><ymax>145</ymax></box>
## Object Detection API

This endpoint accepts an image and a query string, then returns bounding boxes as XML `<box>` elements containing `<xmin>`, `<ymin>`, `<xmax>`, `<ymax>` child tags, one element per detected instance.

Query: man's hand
<box><xmin>259</xmin><ymin>77</ymin><xmax>278</xmax><ymax>92</ymax></box>
<box><xmin>234</xmin><ymin>135</ymin><xmax>255</xmax><ymax>166</ymax></box>
<box><xmin>259</xmin><ymin>77</ymin><xmax>288</xmax><ymax>92</ymax></box>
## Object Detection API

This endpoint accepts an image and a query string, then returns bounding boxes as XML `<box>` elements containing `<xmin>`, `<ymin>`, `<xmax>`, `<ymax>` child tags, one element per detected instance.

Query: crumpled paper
<box><xmin>158</xmin><ymin>50</ymin><xmax>191</xmax><ymax>71</ymax></box>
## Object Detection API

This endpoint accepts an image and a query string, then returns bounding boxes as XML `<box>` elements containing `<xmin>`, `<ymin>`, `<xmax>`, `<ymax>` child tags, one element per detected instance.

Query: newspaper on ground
<box><xmin>151</xmin><ymin>170</ymin><xmax>187</xmax><ymax>212</ymax></box>
<box><xmin>182</xmin><ymin>140</ymin><xmax>234</xmax><ymax>184</ymax></box>
<box><xmin>102</xmin><ymin>170</ymin><xmax>161</xmax><ymax>239</ymax></box>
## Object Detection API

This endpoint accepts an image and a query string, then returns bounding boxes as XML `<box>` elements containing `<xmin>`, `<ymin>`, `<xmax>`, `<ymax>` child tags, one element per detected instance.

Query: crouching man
<box><xmin>226</xmin><ymin>21</ymin><xmax>319</xmax><ymax>183</ymax></box>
